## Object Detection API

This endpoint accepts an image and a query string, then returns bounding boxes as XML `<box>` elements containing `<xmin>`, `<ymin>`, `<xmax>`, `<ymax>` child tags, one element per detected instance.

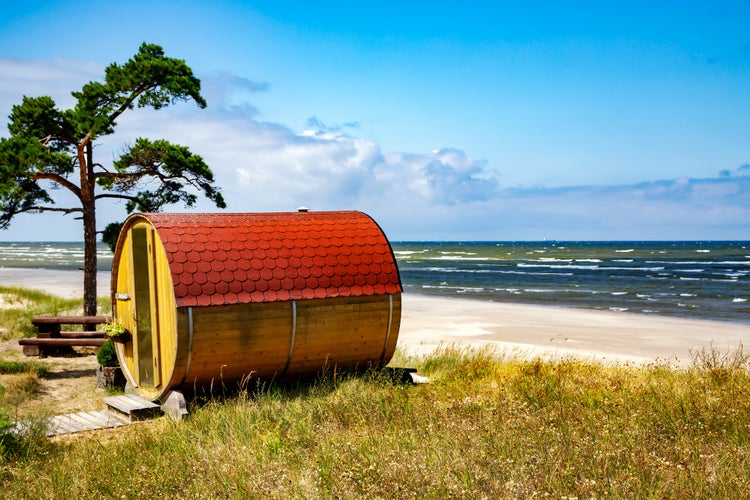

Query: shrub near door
<box><xmin>96</xmin><ymin>340</ymin><xmax>125</xmax><ymax>389</ymax></box>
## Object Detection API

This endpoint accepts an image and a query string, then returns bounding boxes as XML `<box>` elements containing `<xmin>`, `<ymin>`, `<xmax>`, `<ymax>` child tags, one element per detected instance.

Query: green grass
<box><xmin>0</xmin><ymin>361</ymin><xmax>50</xmax><ymax>378</ymax></box>
<box><xmin>0</xmin><ymin>361</ymin><xmax>49</xmax><ymax>406</ymax></box>
<box><xmin>0</xmin><ymin>345</ymin><xmax>749</xmax><ymax>497</ymax></box>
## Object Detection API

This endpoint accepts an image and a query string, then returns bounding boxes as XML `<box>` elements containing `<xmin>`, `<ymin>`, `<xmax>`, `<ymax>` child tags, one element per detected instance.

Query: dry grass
<box><xmin>1</xmin><ymin>344</ymin><xmax>749</xmax><ymax>498</ymax></box>
<box><xmin>0</xmin><ymin>286</ymin><xmax>109</xmax><ymax>340</ymax></box>
<box><xmin>0</xmin><ymin>287</ymin><xmax>748</xmax><ymax>497</ymax></box>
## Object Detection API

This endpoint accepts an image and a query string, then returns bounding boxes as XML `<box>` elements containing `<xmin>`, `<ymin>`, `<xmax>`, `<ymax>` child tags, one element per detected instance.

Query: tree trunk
<box><xmin>82</xmin><ymin>206</ymin><xmax>98</xmax><ymax>317</ymax></box>
<box><xmin>80</xmin><ymin>137</ymin><xmax>98</xmax><ymax>318</ymax></box>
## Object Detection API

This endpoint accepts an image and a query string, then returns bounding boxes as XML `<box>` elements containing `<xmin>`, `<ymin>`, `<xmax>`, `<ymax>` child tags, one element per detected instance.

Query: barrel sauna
<box><xmin>110</xmin><ymin>211</ymin><xmax>402</xmax><ymax>401</ymax></box>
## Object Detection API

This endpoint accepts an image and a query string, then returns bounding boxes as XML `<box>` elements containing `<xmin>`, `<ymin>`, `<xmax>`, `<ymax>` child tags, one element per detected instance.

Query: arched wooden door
<box><xmin>114</xmin><ymin>220</ymin><xmax>178</xmax><ymax>396</ymax></box>
<box><xmin>130</xmin><ymin>225</ymin><xmax>160</xmax><ymax>387</ymax></box>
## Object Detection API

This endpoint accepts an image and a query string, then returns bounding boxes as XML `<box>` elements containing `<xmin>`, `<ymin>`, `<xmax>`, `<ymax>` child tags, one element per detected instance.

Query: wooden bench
<box><xmin>19</xmin><ymin>315</ymin><xmax>111</xmax><ymax>357</ymax></box>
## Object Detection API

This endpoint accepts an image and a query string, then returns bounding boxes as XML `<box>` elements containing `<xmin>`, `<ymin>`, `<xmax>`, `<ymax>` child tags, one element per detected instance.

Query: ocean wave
<box><xmin>645</xmin><ymin>260</ymin><xmax>712</xmax><ymax>265</ymax></box>
<box><xmin>517</xmin><ymin>263</ymin><xmax>666</xmax><ymax>272</ymax></box>
<box><xmin>733</xmin><ymin>298</ymin><xmax>748</xmax><ymax>303</ymax></box>
<box><xmin>430</xmin><ymin>256</ymin><xmax>488</xmax><ymax>261</ymax></box>
<box><xmin>500</xmin><ymin>271</ymin><xmax>575</xmax><ymax>277</ymax></box>
<box><xmin>420</xmin><ymin>284</ymin><xmax>486</xmax><ymax>293</ymax></box>
<box><xmin>393</xmin><ymin>250</ymin><xmax>428</xmax><ymax>257</ymax></box>
<box><xmin>517</xmin><ymin>263</ymin><xmax>600</xmax><ymax>270</ymax></box>
<box><xmin>410</xmin><ymin>266</ymin><xmax>576</xmax><ymax>277</ymax></box>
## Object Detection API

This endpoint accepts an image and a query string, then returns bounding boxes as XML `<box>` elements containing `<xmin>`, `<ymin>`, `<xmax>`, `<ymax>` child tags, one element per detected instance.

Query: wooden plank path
<box><xmin>13</xmin><ymin>410</ymin><xmax>131</xmax><ymax>437</ymax></box>
<box><xmin>46</xmin><ymin>410</ymin><xmax>132</xmax><ymax>436</ymax></box>
<box><xmin>13</xmin><ymin>394</ymin><xmax>163</xmax><ymax>437</ymax></box>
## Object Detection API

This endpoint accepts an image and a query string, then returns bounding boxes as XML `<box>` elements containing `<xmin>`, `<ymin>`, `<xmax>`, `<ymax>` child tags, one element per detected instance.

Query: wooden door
<box><xmin>131</xmin><ymin>226</ymin><xmax>161</xmax><ymax>388</ymax></box>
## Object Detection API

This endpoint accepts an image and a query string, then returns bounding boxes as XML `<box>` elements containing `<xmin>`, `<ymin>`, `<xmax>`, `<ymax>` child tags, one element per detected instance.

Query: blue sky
<box><xmin>0</xmin><ymin>0</ymin><xmax>749</xmax><ymax>240</ymax></box>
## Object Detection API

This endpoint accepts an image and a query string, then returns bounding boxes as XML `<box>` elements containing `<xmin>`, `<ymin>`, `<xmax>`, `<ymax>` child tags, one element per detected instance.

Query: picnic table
<box><xmin>19</xmin><ymin>315</ymin><xmax>111</xmax><ymax>357</ymax></box>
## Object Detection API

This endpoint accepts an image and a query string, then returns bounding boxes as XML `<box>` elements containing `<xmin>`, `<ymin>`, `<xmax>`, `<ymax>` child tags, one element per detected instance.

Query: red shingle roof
<box><xmin>141</xmin><ymin>211</ymin><xmax>402</xmax><ymax>308</ymax></box>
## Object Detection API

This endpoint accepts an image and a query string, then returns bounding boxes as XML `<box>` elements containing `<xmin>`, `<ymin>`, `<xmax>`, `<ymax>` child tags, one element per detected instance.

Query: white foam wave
<box><xmin>517</xmin><ymin>263</ymin><xmax>600</xmax><ymax>270</ymax></box>
<box><xmin>733</xmin><ymin>298</ymin><xmax>748</xmax><ymax>303</ymax></box>
<box><xmin>724</xmin><ymin>273</ymin><xmax>748</xmax><ymax>278</ymax></box>
<box><xmin>393</xmin><ymin>250</ymin><xmax>427</xmax><ymax>257</ymax></box>
<box><xmin>517</xmin><ymin>263</ymin><xmax>665</xmax><ymax>272</ymax></box>
<box><xmin>431</xmin><ymin>256</ymin><xmax>487</xmax><ymax>261</ymax></box>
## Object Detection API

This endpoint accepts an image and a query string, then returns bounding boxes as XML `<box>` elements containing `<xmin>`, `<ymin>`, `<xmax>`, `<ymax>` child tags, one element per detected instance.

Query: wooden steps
<box><xmin>104</xmin><ymin>394</ymin><xmax>162</xmax><ymax>421</ymax></box>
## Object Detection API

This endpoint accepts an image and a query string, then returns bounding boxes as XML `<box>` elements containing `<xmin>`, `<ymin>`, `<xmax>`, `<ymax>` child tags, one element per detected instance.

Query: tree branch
<box><xmin>40</xmin><ymin>133</ymin><xmax>76</xmax><ymax>147</ymax></box>
<box><xmin>93</xmin><ymin>170</ymin><xmax>144</xmax><ymax>181</ymax></box>
<box><xmin>94</xmin><ymin>193</ymin><xmax>139</xmax><ymax>202</ymax></box>
<box><xmin>19</xmin><ymin>205</ymin><xmax>83</xmax><ymax>215</ymax></box>
<box><xmin>32</xmin><ymin>172</ymin><xmax>82</xmax><ymax>199</ymax></box>
<box><xmin>107</xmin><ymin>84</ymin><xmax>150</xmax><ymax>124</ymax></box>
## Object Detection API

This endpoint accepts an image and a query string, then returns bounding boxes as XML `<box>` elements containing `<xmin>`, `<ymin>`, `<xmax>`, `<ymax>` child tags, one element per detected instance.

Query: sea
<box><xmin>393</xmin><ymin>241</ymin><xmax>749</xmax><ymax>325</ymax></box>
<box><xmin>0</xmin><ymin>241</ymin><xmax>747</xmax><ymax>324</ymax></box>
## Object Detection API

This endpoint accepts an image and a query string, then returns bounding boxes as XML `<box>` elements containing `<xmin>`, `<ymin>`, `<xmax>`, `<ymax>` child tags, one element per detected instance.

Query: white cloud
<box><xmin>0</xmin><ymin>60</ymin><xmax>748</xmax><ymax>241</ymax></box>
<box><xmin>0</xmin><ymin>58</ymin><xmax>102</xmax><ymax>112</ymax></box>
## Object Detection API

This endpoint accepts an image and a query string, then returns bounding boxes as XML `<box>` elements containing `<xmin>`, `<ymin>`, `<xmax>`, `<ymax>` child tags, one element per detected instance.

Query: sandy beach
<box><xmin>2</xmin><ymin>267</ymin><xmax>748</xmax><ymax>367</ymax></box>
<box><xmin>400</xmin><ymin>294</ymin><xmax>750</xmax><ymax>366</ymax></box>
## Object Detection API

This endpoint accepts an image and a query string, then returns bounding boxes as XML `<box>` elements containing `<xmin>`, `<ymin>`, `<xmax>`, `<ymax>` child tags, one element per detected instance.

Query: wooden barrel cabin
<box><xmin>110</xmin><ymin>210</ymin><xmax>402</xmax><ymax>401</ymax></box>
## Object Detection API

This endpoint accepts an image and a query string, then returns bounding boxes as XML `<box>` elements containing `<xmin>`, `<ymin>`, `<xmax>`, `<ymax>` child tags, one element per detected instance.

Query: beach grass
<box><xmin>0</xmin><ymin>286</ymin><xmax>111</xmax><ymax>340</ymax></box>
<box><xmin>0</xmin><ymin>287</ymin><xmax>748</xmax><ymax>496</ymax></box>
<box><xmin>0</xmin><ymin>344</ymin><xmax>748</xmax><ymax>497</ymax></box>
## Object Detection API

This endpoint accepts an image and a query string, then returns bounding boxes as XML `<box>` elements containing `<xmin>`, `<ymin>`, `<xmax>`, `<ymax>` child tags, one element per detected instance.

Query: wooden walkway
<box><xmin>13</xmin><ymin>410</ymin><xmax>131</xmax><ymax>437</ymax></box>
<box><xmin>13</xmin><ymin>394</ymin><xmax>163</xmax><ymax>437</ymax></box>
